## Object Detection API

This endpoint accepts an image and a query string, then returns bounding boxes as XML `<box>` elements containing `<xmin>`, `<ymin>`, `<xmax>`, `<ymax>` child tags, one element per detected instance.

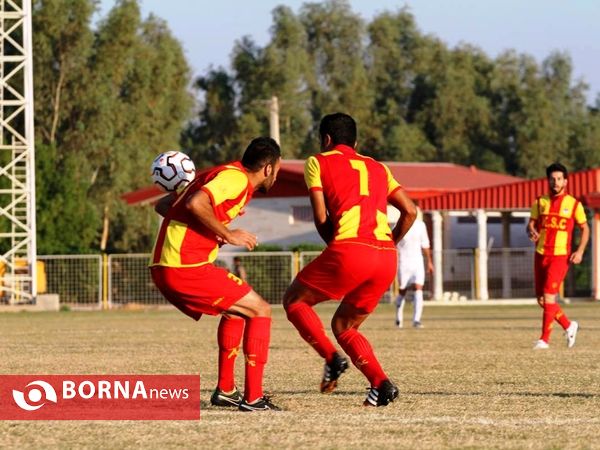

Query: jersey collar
<box><xmin>332</xmin><ymin>144</ymin><xmax>357</xmax><ymax>155</ymax></box>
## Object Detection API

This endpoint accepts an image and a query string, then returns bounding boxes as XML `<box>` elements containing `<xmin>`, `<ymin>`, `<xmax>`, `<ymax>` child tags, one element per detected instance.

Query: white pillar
<box><xmin>432</xmin><ymin>211</ymin><xmax>443</xmax><ymax>301</ymax></box>
<box><xmin>269</xmin><ymin>96</ymin><xmax>280</xmax><ymax>145</ymax></box>
<box><xmin>593</xmin><ymin>211</ymin><xmax>600</xmax><ymax>300</ymax></box>
<box><xmin>477</xmin><ymin>209</ymin><xmax>489</xmax><ymax>300</ymax></box>
<box><xmin>501</xmin><ymin>212</ymin><xmax>512</xmax><ymax>298</ymax></box>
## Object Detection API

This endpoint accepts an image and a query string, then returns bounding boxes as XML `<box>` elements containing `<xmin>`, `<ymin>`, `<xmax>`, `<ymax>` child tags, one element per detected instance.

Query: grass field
<box><xmin>1</xmin><ymin>302</ymin><xmax>600</xmax><ymax>449</ymax></box>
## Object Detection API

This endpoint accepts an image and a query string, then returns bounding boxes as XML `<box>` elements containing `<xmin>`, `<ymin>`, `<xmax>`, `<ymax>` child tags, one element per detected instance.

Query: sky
<box><xmin>98</xmin><ymin>0</ymin><xmax>600</xmax><ymax>104</ymax></box>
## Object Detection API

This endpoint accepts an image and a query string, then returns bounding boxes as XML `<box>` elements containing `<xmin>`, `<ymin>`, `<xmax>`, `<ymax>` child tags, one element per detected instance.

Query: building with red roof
<box><xmin>125</xmin><ymin>161</ymin><xmax>600</xmax><ymax>301</ymax></box>
<box><xmin>418</xmin><ymin>168</ymin><xmax>600</xmax><ymax>301</ymax></box>
<box><xmin>123</xmin><ymin>160</ymin><xmax>521</xmax><ymax>205</ymax></box>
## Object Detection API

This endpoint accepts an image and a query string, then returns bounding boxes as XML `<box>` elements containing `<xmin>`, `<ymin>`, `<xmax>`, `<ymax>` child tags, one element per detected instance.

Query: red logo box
<box><xmin>0</xmin><ymin>375</ymin><xmax>200</xmax><ymax>420</ymax></box>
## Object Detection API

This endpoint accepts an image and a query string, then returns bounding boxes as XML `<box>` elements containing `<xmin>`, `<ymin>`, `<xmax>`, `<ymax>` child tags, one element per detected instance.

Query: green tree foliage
<box><xmin>181</xmin><ymin>68</ymin><xmax>238</xmax><ymax>167</ymax></box>
<box><xmin>33</xmin><ymin>0</ymin><xmax>192</xmax><ymax>253</ymax></box>
<box><xmin>31</xmin><ymin>1</ymin><xmax>600</xmax><ymax>254</ymax></box>
<box><xmin>184</xmin><ymin>1</ymin><xmax>599</xmax><ymax>179</ymax></box>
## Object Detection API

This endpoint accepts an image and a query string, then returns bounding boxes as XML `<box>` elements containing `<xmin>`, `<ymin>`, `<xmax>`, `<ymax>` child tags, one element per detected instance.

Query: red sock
<box><xmin>540</xmin><ymin>303</ymin><xmax>560</xmax><ymax>342</ymax></box>
<box><xmin>243</xmin><ymin>317</ymin><xmax>271</xmax><ymax>403</ymax></box>
<box><xmin>336</xmin><ymin>328</ymin><xmax>387</xmax><ymax>388</ymax></box>
<box><xmin>217</xmin><ymin>315</ymin><xmax>245</xmax><ymax>392</ymax></box>
<box><xmin>554</xmin><ymin>305</ymin><xmax>571</xmax><ymax>330</ymax></box>
<box><xmin>286</xmin><ymin>302</ymin><xmax>337</xmax><ymax>362</ymax></box>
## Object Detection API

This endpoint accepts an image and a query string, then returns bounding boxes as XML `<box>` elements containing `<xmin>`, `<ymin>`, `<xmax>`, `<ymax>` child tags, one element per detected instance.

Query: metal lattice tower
<box><xmin>0</xmin><ymin>0</ymin><xmax>37</xmax><ymax>304</ymax></box>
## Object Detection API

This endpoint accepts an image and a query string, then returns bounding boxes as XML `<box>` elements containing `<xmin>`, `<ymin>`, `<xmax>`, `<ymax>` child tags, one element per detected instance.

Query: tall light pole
<box><xmin>0</xmin><ymin>0</ymin><xmax>37</xmax><ymax>304</ymax></box>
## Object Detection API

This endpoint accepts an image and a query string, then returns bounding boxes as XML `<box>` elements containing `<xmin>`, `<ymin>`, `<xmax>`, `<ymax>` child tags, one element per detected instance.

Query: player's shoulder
<box><xmin>202</xmin><ymin>163</ymin><xmax>249</xmax><ymax>196</ymax></box>
<box><xmin>565</xmin><ymin>193</ymin><xmax>579</xmax><ymax>203</ymax></box>
<box><xmin>355</xmin><ymin>153</ymin><xmax>390</xmax><ymax>173</ymax></box>
<box><xmin>213</xmin><ymin>164</ymin><xmax>247</xmax><ymax>180</ymax></box>
<box><xmin>536</xmin><ymin>194</ymin><xmax>551</xmax><ymax>203</ymax></box>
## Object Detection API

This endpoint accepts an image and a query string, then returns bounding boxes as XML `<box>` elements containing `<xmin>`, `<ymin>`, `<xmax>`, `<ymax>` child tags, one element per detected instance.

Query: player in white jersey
<box><xmin>395</xmin><ymin>209</ymin><xmax>434</xmax><ymax>328</ymax></box>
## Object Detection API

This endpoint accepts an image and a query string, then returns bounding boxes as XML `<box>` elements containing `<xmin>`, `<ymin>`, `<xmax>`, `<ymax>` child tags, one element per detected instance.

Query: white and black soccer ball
<box><xmin>150</xmin><ymin>151</ymin><xmax>196</xmax><ymax>192</ymax></box>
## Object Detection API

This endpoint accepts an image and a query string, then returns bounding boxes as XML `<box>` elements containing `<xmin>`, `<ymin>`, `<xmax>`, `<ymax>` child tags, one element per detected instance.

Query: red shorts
<box><xmin>534</xmin><ymin>253</ymin><xmax>569</xmax><ymax>297</ymax></box>
<box><xmin>297</xmin><ymin>241</ymin><xmax>397</xmax><ymax>313</ymax></box>
<box><xmin>150</xmin><ymin>264</ymin><xmax>252</xmax><ymax>320</ymax></box>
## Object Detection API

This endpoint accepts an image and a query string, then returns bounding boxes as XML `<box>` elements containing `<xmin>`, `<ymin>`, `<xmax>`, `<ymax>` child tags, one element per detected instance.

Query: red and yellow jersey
<box><xmin>304</xmin><ymin>144</ymin><xmax>402</xmax><ymax>246</ymax></box>
<box><xmin>150</xmin><ymin>162</ymin><xmax>253</xmax><ymax>267</ymax></box>
<box><xmin>530</xmin><ymin>193</ymin><xmax>586</xmax><ymax>256</ymax></box>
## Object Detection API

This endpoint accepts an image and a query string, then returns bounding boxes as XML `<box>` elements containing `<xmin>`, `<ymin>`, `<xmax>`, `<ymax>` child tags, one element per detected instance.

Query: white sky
<box><xmin>98</xmin><ymin>0</ymin><xmax>600</xmax><ymax>104</ymax></box>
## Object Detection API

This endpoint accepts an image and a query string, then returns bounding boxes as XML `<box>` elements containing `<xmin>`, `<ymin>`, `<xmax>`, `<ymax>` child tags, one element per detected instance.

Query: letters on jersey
<box><xmin>530</xmin><ymin>193</ymin><xmax>586</xmax><ymax>256</ymax></box>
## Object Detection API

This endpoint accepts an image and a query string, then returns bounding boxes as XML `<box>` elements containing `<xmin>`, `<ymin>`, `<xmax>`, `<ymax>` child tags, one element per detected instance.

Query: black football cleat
<box><xmin>238</xmin><ymin>396</ymin><xmax>281</xmax><ymax>412</ymax></box>
<box><xmin>364</xmin><ymin>379</ymin><xmax>399</xmax><ymax>407</ymax></box>
<box><xmin>320</xmin><ymin>352</ymin><xmax>349</xmax><ymax>393</ymax></box>
<box><xmin>210</xmin><ymin>387</ymin><xmax>242</xmax><ymax>407</ymax></box>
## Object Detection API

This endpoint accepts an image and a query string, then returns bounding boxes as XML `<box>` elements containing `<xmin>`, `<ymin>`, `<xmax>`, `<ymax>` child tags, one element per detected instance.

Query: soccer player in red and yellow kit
<box><xmin>527</xmin><ymin>162</ymin><xmax>589</xmax><ymax>349</ymax></box>
<box><xmin>150</xmin><ymin>137</ymin><xmax>281</xmax><ymax>411</ymax></box>
<box><xmin>283</xmin><ymin>113</ymin><xmax>417</xmax><ymax>407</ymax></box>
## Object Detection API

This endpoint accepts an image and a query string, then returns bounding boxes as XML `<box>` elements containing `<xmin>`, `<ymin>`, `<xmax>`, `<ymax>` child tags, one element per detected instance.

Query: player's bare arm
<box><xmin>186</xmin><ymin>190</ymin><xmax>257</xmax><ymax>250</ymax></box>
<box><xmin>527</xmin><ymin>218</ymin><xmax>540</xmax><ymax>242</ymax></box>
<box><xmin>154</xmin><ymin>193</ymin><xmax>176</xmax><ymax>217</ymax></box>
<box><xmin>570</xmin><ymin>221</ymin><xmax>590</xmax><ymax>264</ymax></box>
<box><xmin>389</xmin><ymin>189</ymin><xmax>417</xmax><ymax>244</ymax></box>
<box><xmin>423</xmin><ymin>248</ymin><xmax>434</xmax><ymax>273</ymax></box>
<box><xmin>309</xmin><ymin>189</ymin><xmax>334</xmax><ymax>244</ymax></box>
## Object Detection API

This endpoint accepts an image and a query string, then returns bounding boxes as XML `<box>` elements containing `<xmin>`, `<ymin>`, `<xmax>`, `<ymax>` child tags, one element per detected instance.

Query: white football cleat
<box><xmin>533</xmin><ymin>339</ymin><xmax>549</xmax><ymax>350</ymax></box>
<box><xmin>566</xmin><ymin>321</ymin><xmax>579</xmax><ymax>348</ymax></box>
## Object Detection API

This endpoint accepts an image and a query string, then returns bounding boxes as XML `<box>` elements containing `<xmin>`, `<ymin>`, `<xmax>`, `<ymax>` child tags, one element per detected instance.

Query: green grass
<box><xmin>1</xmin><ymin>302</ymin><xmax>600</xmax><ymax>449</ymax></box>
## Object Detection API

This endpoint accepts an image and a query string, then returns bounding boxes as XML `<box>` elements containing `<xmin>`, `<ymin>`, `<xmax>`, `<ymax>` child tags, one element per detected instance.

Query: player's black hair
<box><xmin>319</xmin><ymin>113</ymin><xmax>357</xmax><ymax>147</ymax></box>
<box><xmin>241</xmin><ymin>137</ymin><xmax>281</xmax><ymax>172</ymax></box>
<box><xmin>546</xmin><ymin>162</ymin><xmax>568</xmax><ymax>179</ymax></box>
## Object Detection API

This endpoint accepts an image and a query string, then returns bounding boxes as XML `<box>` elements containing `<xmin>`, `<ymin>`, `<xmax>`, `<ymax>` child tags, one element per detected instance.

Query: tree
<box><xmin>299</xmin><ymin>0</ymin><xmax>373</xmax><ymax>149</ymax></box>
<box><xmin>489</xmin><ymin>51</ymin><xmax>589</xmax><ymax>177</ymax></box>
<box><xmin>183</xmin><ymin>1</ymin><xmax>600</xmax><ymax>184</ymax></box>
<box><xmin>366</xmin><ymin>9</ymin><xmax>435</xmax><ymax>160</ymax></box>
<box><xmin>181</xmin><ymin>68</ymin><xmax>238</xmax><ymax>167</ymax></box>
<box><xmin>33</xmin><ymin>0</ymin><xmax>192</xmax><ymax>253</ymax></box>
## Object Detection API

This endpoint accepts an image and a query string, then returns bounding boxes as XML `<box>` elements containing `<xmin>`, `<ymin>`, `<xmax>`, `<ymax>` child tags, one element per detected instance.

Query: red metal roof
<box><xmin>265</xmin><ymin>160</ymin><xmax>522</xmax><ymax>200</ymax></box>
<box><xmin>122</xmin><ymin>160</ymin><xmax>524</xmax><ymax>206</ymax></box>
<box><xmin>419</xmin><ymin>168</ymin><xmax>600</xmax><ymax>211</ymax></box>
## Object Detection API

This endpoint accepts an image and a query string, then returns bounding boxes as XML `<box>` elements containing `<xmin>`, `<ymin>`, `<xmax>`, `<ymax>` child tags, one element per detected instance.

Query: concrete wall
<box><xmin>234</xmin><ymin>197</ymin><xmax>322</xmax><ymax>247</ymax></box>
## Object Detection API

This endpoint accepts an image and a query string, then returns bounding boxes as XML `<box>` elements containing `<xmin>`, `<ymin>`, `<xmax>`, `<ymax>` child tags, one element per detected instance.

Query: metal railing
<box><xmin>37</xmin><ymin>255</ymin><xmax>102</xmax><ymax>308</ymax></box>
<box><xmin>25</xmin><ymin>248</ymin><xmax>591</xmax><ymax>309</ymax></box>
<box><xmin>107</xmin><ymin>252</ymin><xmax>295</xmax><ymax>307</ymax></box>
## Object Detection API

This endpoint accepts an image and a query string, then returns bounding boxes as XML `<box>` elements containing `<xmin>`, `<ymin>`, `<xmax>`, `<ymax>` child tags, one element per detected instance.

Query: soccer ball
<box><xmin>150</xmin><ymin>151</ymin><xmax>196</xmax><ymax>192</ymax></box>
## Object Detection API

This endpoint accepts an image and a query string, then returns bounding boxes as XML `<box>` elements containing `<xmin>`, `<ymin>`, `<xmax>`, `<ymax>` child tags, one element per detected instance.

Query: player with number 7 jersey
<box><xmin>304</xmin><ymin>147</ymin><xmax>401</xmax><ymax>245</ymax></box>
<box><xmin>284</xmin><ymin>113</ymin><xmax>417</xmax><ymax>407</ymax></box>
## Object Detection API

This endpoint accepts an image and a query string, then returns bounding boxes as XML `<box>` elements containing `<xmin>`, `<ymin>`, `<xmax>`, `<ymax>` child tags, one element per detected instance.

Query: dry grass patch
<box><xmin>1</xmin><ymin>302</ymin><xmax>599</xmax><ymax>449</ymax></box>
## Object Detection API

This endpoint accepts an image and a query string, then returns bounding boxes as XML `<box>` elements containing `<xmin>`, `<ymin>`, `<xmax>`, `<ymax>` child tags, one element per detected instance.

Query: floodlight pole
<box><xmin>0</xmin><ymin>0</ymin><xmax>37</xmax><ymax>304</ymax></box>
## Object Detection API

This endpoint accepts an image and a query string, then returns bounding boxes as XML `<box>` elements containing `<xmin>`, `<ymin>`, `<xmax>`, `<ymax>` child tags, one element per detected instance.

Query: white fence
<box><xmin>30</xmin><ymin>248</ymin><xmax>591</xmax><ymax>309</ymax></box>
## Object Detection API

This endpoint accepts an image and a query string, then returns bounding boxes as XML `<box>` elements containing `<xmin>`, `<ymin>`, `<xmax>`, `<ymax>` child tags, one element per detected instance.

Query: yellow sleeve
<box><xmin>530</xmin><ymin>199</ymin><xmax>539</xmax><ymax>220</ymax></box>
<box><xmin>202</xmin><ymin>168</ymin><xmax>247</xmax><ymax>206</ymax></box>
<box><xmin>382</xmin><ymin>164</ymin><xmax>401</xmax><ymax>195</ymax></box>
<box><xmin>575</xmin><ymin>202</ymin><xmax>587</xmax><ymax>224</ymax></box>
<box><xmin>304</xmin><ymin>156</ymin><xmax>322</xmax><ymax>191</ymax></box>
